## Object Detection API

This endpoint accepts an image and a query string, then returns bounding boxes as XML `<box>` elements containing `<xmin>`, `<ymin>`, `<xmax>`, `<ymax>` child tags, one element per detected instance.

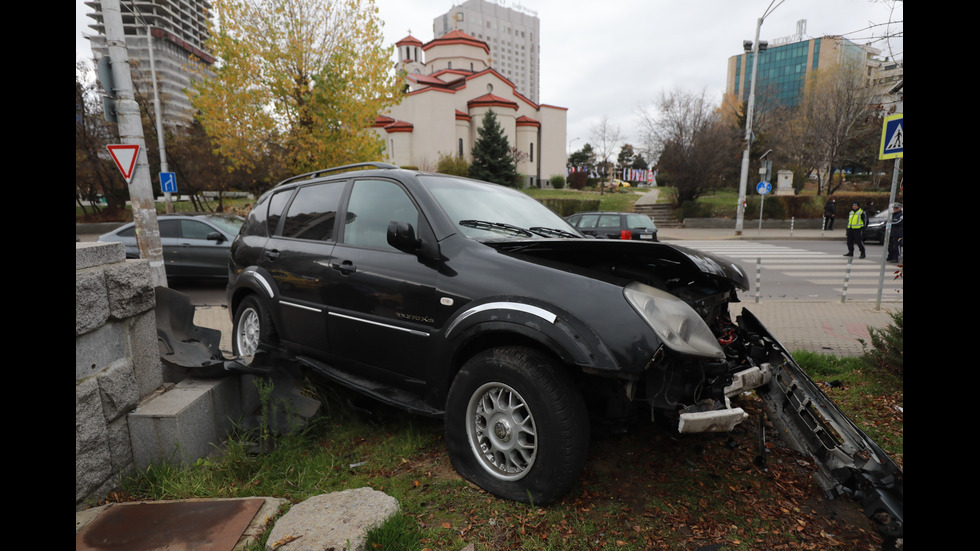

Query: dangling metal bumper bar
<box><xmin>739</xmin><ymin>308</ymin><xmax>903</xmax><ymax>545</ymax></box>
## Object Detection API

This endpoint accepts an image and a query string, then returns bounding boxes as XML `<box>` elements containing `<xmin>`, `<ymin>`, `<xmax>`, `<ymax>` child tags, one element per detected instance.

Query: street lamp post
<box><xmin>568</xmin><ymin>137</ymin><xmax>580</xmax><ymax>155</ymax></box>
<box><xmin>736</xmin><ymin>24</ymin><xmax>766</xmax><ymax>235</ymax></box>
<box><xmin>735</xmin><ymin>1</ymin><xmax>782</xmax><ymax>235</ymax></box>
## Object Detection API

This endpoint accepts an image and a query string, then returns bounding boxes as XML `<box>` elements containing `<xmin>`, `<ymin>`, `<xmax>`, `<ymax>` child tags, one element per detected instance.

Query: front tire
<box><xmin>232</xmin><ymin>295</ymin><xmax>275</xmax><ymax>356</ymax></box>
<box><xmin>445</xmin><ymin>346</ymin><xmax>589</xmax><ymax>504</ymax></box>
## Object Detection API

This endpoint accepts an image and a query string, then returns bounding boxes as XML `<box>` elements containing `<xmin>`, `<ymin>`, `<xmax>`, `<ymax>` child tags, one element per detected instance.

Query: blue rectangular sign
<box><xmin>160</xmin><ymin>172</ymin><xmax>178</xmax><ymax>193</ymax></box>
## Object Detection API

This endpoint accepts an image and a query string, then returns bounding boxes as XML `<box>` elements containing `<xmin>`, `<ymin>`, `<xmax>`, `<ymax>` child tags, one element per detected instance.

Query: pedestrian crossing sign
<box><xmin>879</xmin><ymin>114</ymin><xmax>903</xmax><ymax>159</ymax></box>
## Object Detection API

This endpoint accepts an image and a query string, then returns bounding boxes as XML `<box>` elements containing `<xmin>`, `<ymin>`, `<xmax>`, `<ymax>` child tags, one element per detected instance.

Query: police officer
<box><xmin>886</xmin><ymin>203</ymin><xmax>903</xmax><ymax>262</ymax></box>
<box><xmin>844</xmin><ymin>201</ymin><xmax>867</xmax><ymax>258</ymax></box>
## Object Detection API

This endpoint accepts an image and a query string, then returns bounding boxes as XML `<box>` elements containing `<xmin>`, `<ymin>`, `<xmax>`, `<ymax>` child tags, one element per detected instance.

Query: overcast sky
<box><xmin>76</xmin><ymin>0</ymin><xmax>903</xmax><ymax>155</ymax></box>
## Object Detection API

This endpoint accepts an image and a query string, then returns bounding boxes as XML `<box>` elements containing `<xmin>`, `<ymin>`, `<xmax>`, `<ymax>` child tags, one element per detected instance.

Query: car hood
<box><xmin>483</xmin><ymin>239</ymin><xmax>750</xmax><ymax>291</ymax></box>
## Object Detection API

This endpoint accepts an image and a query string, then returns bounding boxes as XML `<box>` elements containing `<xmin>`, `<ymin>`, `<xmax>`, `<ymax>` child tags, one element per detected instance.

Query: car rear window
<box><xmin>625</xmin><ymin>214</ymin><xmax>655</xmax><ymax>229</ymax></box>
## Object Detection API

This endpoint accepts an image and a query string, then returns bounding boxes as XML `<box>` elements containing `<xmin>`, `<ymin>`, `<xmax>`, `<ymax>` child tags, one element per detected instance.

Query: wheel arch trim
<box><xmin>443</xmin><ymin>300</ymin><xmax>618</xmax><ymax>371</ymax></box>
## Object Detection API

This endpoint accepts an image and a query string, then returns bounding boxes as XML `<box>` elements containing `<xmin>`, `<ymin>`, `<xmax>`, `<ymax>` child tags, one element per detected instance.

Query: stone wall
<box><xmin>76</xmin><ymin>242</ymin><xmax>160</xmax><ymax>507</ymax></box>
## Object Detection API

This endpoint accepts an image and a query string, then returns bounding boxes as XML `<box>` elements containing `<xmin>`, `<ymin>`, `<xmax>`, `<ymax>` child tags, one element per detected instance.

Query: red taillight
<box><xmin>620</xmin><ymin>230</ymin><xmax>632</xmax><ymax>240</ymax></box>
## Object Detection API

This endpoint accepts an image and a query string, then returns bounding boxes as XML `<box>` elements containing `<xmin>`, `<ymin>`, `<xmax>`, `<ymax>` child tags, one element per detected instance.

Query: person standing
<box><xmin>823</xmin><ymin>198</ymin><xmax>836</xmax><ymax>230</ymax></box>
<box><xmin>886</xmin><ymin>203</ymin><xmax>903</xmax><ymax>262</ymax></box>
<box><xmin>844</xmin><ymin>201</ymin><xmax>867</xmax><ymax>258</ymax></box>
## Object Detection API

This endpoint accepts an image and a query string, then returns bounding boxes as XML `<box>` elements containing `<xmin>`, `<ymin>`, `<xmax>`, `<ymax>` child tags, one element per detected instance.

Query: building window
<box><xmin>458</xmin><ymin>138</ymin><xmax>464</xmax><ymax>157</ymax></box>
<box><xmin>530</xmin><ymin>143</ymin><xmax>534</xmax><ymax>162</ymax></box>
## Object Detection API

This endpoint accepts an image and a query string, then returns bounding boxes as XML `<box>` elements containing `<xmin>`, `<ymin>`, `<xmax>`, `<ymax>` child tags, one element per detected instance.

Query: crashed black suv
<box><xmin>226</xmin><ymin>163</ymin><xmax>903</xmax><ymax>525</ymax></box>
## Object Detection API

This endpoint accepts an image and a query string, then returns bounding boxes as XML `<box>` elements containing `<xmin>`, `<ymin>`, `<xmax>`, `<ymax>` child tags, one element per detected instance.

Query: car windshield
<box><xmin>201</xmin><ymin>215</ymin><xmax>245</xmax><ymax>235</ymax></box>
<box><xmin>418</xmin><ymin>175</ymin><xmax>581</xmax><ymax>240</ymax></box>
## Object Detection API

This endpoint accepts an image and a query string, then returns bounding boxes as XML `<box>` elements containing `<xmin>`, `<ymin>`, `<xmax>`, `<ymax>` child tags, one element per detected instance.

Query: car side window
<box><xmin>577</xmin><ymin>214</ymin><xmax>599</xmax><ymax>229</ymax></box>
<box><xmin>281</xmin><ymin>182</ymin><xmax>345</xmax><ymax>241</ymax></box>
<box><xmin>267</xmin><ymin>189</ymin><xmax>294</xmax><ymax>236</ymax></box>
<box><xmin>598</xmin><ymin>215</ymin><xmax>621</xmax><ymax>228</ymax></box>
<box><xmin>159</xmin><ymin>220</ymin><xmax>179</xmax><ymax>238</ymax></box>
<box><xmin>180</xmin><ymin>220</ymin><xmax>213</xmax><ymax>240</ymax></box>
<box><xmin>343</xmin><ymin>179</ymin><xmax>419</xmax><ymax>250</ymax></box>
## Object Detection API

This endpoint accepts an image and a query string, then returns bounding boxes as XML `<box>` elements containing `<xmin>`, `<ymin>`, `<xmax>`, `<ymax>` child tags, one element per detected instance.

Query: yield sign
<box><xmin>107</xmin><ymin>144</ymin><xmax>140</xmax><ymax>182</ymax></box>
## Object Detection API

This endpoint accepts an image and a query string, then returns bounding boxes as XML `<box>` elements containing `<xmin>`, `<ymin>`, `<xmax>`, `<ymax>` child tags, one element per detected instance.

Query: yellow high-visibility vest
<box><xmin>847</xmin><ymin>209</ymin><xmax>865</xmax><ymax>229</ymax></box>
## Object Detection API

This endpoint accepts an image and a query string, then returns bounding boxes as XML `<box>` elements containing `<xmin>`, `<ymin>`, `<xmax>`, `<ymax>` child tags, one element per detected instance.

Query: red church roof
<box><xmin>396</xmin><ymin>34</ymin><xmax>423</xmax><ymax>47</ymax></box>
<box><xmin>423</xmin><ymin>30</ymin><xmax>490</xmax><ymax>54</ymax></box>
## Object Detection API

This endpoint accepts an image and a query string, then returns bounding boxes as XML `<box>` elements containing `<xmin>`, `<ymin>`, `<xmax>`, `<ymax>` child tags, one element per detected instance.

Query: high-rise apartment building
<box><xmin>725</xmin><ymin>21</ymin><xmax>898</xmax><ymax>110</ymax></box>
<box><xmin>85</xmin><ymin>0</ymin><xmax>213</xmax><ymax>127</ymax></box>
<box><xmin>433</xmin><ymin>0</ymin><xmax>540</xmax><ymax>103</ymax></box>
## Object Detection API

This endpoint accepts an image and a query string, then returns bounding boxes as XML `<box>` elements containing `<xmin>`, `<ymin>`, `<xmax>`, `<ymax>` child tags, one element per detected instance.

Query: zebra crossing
<box><xmin>669</xmin><ymin>240</ymin><xmax>903</xmax><ymax>300</ymax></box>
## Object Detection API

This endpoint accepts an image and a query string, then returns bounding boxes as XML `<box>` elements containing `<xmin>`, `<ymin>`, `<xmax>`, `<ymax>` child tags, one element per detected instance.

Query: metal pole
<box><xmin>758</xmin><ymin>193</ymin><xmax>764</xmax><ymax>235</ymax></box>
<box><xmin>754</xmin><ymin>258</ymin><xmax>762</xmax><ymax>303</ymax></box>
<box><xmin>875</xmin><ymin>157</ymin><xmax>902</xmax><ymax>309</ymax></box>
<box><xmin>146</xmin><ymin>22</ymin><xmax>173</xmax><ymax>213</ymax></box>
<box><xmin>735</xmin><ymin>17</ymin><xmax>763</xmax><ymax>236</ymax></box>
<box><xmin>790</xmin><ymin>216</ymin><xmax>794</xmax><ymax>237</ymax></box>
<box><xmin>101</xmin><ymin>0</ymin><xmax>168</xmax><ymax>287</ymax></box>
<box><xmin>841</xmin><ymin>256</ymin><xmax>853</xmax><ymax>303</ymax></box>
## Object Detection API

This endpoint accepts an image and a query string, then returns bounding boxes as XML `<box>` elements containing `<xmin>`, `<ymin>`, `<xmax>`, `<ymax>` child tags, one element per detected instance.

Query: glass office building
<box><xmin>726</xmin><ymin>36</ymin><xmax>870</xmax><ymax>110</ymax></box>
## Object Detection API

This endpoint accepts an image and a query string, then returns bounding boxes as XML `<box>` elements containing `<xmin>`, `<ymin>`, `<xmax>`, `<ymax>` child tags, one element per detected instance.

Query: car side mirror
<box><xmin>387</xmin><ymin>221</ymin><xmax>420</xmax><ymax>253</ymax></box>
<box><xmin>207</xmin><ymin>231</ymin><xmax>225</xmax><ymax>243</ymax></box>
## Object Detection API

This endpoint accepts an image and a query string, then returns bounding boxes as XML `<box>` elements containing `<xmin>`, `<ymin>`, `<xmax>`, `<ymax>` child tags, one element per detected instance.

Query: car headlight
<box><xmin>624</xmin><ymin>282</ymin><xmax>725</xmax><ymax>359</ymax></box>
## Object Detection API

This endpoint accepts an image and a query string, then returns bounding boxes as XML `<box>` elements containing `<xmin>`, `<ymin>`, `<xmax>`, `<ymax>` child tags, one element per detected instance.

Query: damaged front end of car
<box><xmin>610</xmin><ymin>245</ymin><xmax>902</xmax><ymax>543</ymax></box>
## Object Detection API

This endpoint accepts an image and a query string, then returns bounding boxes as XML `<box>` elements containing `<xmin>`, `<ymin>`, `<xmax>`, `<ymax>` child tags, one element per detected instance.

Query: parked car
<box><xmin>98</xmin><ymin>213</ymin><xmax>244</xmax><ymax>279</ymax></box>
<box><xmin>863</xmin><ymin>210</ymin><xmax>894</xmax><ymax>245</ymax></box>
<box><xmin>566</xmin><ymin>211</ymin><xmax>658</xmax><ymax>241</ymax></box>
<box><xmin>226</xmin><ymin>162</ymin><xmax>797</xmax><ymax>504</ymax></box>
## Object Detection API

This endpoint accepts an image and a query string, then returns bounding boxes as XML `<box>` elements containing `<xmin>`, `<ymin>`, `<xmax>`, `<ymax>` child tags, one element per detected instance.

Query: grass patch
<box><xmin>110</xmin><ymin>354</ymin><xmax>900</xmax><ymax>550</ymax></box>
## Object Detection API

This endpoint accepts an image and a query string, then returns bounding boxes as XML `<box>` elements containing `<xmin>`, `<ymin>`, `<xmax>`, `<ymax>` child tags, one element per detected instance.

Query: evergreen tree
<box><xmin>469</xmin><ymin>109</ymin><xmax>519</xmax><ymax>186</ymax></box>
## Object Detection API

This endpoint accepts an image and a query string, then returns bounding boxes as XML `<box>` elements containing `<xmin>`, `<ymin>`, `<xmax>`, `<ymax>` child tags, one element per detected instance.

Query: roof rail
<box><xmin>274</xmin><ymin>162</ymin><xmax>399</xmax><ymax>188</ymax></box>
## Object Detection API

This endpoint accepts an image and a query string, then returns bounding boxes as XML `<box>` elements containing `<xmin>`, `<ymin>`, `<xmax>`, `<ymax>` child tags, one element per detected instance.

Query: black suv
<box><xmin>566</xmin><ymin>211</ymin><xmax>658</xmax><ymax>241</ymax></box>
<box><xmin>227</xmin><ymin>163</ymin><xmax>783</xmax><ymax>503</ymax></box>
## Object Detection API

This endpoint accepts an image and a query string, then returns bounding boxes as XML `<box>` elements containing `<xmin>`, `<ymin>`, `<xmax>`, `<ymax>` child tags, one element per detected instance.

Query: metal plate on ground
<box><xmin>75</xmin><ymin>498</ymin><xmax>265</xmax><ymax>551</ymax></box>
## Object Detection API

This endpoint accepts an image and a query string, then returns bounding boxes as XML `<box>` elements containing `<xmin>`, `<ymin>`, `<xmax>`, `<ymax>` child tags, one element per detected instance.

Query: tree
<box><xmin>469</xmin><ymin>109</ymin><xmax>519</xmax><ymax>186</ymax></box>
<box><xmin>799</xmin><ymin>60</ymin><xmax>877</xmax><ymax>194</ymax></box>
<box><xmin>568</xmin><ymin>143</ymin><xmax>595</xmax><ymax>168</ymax></box>
<box><xmin>589</xmin><ymin>116</ymin><xmax>622</xmax><ymax>193</ymax></box>
<box><xmin>617</xmin><ymin>144</ymin><xmax>636</xmax><ymax>168</ymax></box>
<box><xmin>76</xmin><ymin>62</ymin><xmax>128</xmax><ymax>217</ymax></box>
<box><xmin>638</xmin><ymin>89</ymin><xmax>739</xmax><ymax>204</ymax></box>
<box><xmin>190</xmin><ymin>0</ymin><xmax>401</xmax><ymax>176</ymax></box>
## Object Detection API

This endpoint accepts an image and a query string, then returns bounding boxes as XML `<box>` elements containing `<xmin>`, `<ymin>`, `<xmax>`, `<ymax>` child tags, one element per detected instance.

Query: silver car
<box><xmin>98</xmin><ymin>213</ymin><xmax>244</xmax><ymax>279</ymax></box>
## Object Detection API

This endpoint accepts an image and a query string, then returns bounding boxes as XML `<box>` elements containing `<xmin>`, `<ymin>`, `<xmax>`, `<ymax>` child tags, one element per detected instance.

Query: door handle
<box><xmin>331</xmin><ymin>260</ymin><xmax>356</xmax><ymax>275</ymax></box>
<box><xmin>264</xmin><ymin>249</ymin><xmax>280</xmax><ymax>261</ymax></box>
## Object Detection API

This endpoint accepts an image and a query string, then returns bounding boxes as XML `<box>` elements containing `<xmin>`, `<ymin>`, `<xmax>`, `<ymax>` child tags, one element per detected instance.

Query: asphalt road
<box><xmin>669</xmin><ymin>239</ymin><xmax>902</xmax><ymax>303</ymax></box>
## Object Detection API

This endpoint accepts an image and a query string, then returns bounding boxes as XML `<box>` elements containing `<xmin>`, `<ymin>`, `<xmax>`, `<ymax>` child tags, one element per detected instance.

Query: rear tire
<box><xmin>232</xmin><ymin>295</ymin><xmax>275</xmax><ymax>356</ymax></box>
<box><xmin>445</xmin><ymin>346</ymin><xmax>589</xmax><ymax>504</ymax></box>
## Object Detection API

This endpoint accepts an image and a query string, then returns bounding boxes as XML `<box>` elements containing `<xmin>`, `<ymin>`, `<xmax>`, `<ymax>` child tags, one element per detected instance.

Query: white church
<box><xmin>374</xmin><ymin>30</ymin><xmax>568</xmax><ymax>187</ymax></box>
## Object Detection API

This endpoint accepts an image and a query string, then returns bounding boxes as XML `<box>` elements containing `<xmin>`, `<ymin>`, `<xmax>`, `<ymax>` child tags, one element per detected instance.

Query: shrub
<box><xmin>678</xmin><ymin>200</ymin><xmax>713</xmax><ymax>219</ymax></box>
<box><xmin>549</xmin><ymin>175</ymin><xmax>566</xmax><ymax>189</ymax></box>
<box><xmin>435</xmin><ymin>153</ymin><xmax>470</xmax><ymax>177</ymax></box>
<box><xmin>743</xmin><ymin>196</ymin><xmax>786</xmax><ymax>219</ymax></box>
<box><xmin>860</xmin><ymin>310</ymin><xmax>903</xmax><ymax>377</ymax></box>
<box><xmin>538</xmin><ymin>198</ymin><xmax>600</xmax><ymax>216</ymax></box>
<box><xmin>568</xmin><ymin>172</ymin><xmax>588</xmax><ymax>190</ymax></box>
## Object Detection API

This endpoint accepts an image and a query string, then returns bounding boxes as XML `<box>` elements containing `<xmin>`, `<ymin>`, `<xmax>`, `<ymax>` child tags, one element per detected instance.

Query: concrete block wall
<box><xmin>76</xmin><ymin>242</ymin><xmax>263</xmax><ymax>509</ymax></box>
<box><xmin>76</xmin><ymin>242</ymin><xmax>159</xmax><ymax>507</ymax></box>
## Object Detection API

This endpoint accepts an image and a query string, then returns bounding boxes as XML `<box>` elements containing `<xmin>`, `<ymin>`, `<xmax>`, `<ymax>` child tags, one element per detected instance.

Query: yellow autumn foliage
<box><xmin>190</xmin><ymin>0</ymin><xmax>402</xmax><ymax>175</ymax></box>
